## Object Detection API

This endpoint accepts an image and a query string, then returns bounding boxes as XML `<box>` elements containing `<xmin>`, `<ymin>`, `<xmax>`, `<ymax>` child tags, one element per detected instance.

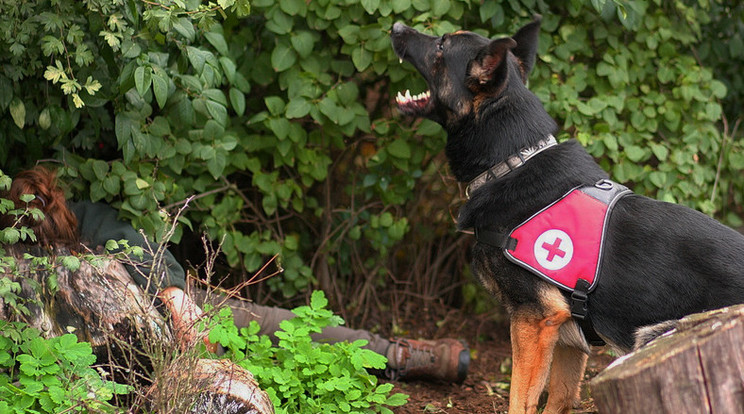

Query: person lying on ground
<box><xmin>1</xmin><ymin>166</ymin><xmax>470</xmax><ymax>383</ymax></box>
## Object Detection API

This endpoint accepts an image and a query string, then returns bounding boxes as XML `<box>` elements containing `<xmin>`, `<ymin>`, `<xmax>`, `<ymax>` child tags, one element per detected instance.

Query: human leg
<box><xmin>190</xmin><ymin>289</ymin><xmax>391</xmax><ymax>355</ymax></box>
<box><xmin>190</xmin><ymin>288</ymin><xmax>469</xmax><ymax>382</ymax></box>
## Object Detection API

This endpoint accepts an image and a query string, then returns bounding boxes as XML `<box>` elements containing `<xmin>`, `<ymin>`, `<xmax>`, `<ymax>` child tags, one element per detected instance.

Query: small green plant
<box><xmin>208</xmin><ymin>290</ymin><xmax>409</xmax><ymax>414</ymax></box>
<box><xmin>0</xmin><ymin>321</ymin><xmax>129</xmax><ymax>414</ymax></box>
<box><xmin>0</xmin><ymin>171</ymin><xmax>130</xmax><ymax>413</ymax></box>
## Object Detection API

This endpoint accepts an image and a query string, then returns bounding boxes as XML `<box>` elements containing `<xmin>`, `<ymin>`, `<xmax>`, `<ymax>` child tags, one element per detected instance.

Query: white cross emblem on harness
<box><xmin>534</xmin><ymin>229</ymin><xmax>574</xmax><ymax>270</ymax></box>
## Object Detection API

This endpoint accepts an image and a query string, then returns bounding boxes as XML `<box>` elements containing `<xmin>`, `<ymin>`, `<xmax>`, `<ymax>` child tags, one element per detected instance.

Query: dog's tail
<box><xmin>633</xmin><ymin>319</ymin><xmax>679</xmax><ymax>350</ymax></box>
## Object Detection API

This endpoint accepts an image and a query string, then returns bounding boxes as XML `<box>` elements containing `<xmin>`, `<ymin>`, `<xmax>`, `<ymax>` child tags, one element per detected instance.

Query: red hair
<box><xmin>0</xmin><ymin>166</ymin><xmax>78</xmax><ymax>245</ymax></box>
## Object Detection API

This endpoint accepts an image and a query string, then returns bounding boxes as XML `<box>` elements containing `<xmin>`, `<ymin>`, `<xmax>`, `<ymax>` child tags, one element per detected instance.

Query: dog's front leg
<box><xmin>508</xmin><ymin>307</ymin><xmax>571</xmax><ymax>414</ymax></box>
<box><xmin>544</xmin><ymin>343</ymin><xmax>588</xmax><ymax>414</ymax></box>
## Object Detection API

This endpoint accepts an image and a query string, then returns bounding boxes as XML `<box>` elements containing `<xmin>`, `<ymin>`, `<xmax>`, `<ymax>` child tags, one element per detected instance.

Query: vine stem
<box><xmin>163</xmin><ymin>184</ymin><xmax>231</xmax><ymax>210</ymax></box>
<box><xmin>710</xmin><ymin>115</ymin><xmax>741</xmax><ymax>206</ymax></box>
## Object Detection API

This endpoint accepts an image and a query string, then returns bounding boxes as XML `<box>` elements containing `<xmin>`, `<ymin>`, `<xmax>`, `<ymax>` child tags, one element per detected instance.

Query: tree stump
<box><xmin>0</xmin><ymin>245</ymin><xmax>170</xmax><ymax>350</ymax></box>
<box><xmin>1</xmin><ymin>245</ymin><xmax>274</xmax><ymax>414</ymax></box>
<box><xmin>590</xmin><ymin>305</ymin><xmax>744</xmax><ymax>414</ymax></box>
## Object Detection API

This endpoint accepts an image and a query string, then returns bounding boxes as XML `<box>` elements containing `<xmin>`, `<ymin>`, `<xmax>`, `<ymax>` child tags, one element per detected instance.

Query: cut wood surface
<box><xmin>590</xmin><ymin>305</ymin><xmax>744</xmax><ymax>414</ymax></box>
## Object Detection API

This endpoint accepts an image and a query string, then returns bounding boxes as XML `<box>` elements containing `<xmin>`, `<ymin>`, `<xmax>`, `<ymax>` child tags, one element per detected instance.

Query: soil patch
<box><xmin>382</xmin><ymin>307</ymin><xmax>615</xmax><ymax>413</ymax></box>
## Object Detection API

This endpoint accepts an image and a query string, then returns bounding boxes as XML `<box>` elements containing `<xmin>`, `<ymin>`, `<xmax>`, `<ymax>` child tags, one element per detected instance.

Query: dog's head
<box><xmin>391</xmin><ymin>16</ymin><xmax>542</xmax><ymax>128</ymax></box>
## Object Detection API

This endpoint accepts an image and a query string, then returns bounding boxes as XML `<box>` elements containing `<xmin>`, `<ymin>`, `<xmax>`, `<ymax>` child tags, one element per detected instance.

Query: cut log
<box><xmin>1</xmin><ymin>245</ymin><xmax>274</xmax><ymax>414</ymax></box>
<box><xmin>160</xmin><ymin>358</ymin><xmax>276</xmax><ymax>414</ymax></box>
<box><xmin>590</xmin><ymin>305</ymin><xmax>744</xmax><ymax>414</ymax></box>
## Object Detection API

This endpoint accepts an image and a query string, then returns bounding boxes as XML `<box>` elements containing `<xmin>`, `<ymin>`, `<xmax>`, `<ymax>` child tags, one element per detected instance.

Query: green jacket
<box><xmin>68</xmin><ymin>201</ymin><xmax>186</xmax><ymax>294</ymax></box>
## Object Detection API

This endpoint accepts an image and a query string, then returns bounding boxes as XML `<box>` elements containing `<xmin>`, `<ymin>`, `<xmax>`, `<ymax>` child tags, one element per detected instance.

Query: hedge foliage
<box><xmin>1</xmin><ymin>0</ymin><xmax>742</xmax><ymax>303</ymax></box>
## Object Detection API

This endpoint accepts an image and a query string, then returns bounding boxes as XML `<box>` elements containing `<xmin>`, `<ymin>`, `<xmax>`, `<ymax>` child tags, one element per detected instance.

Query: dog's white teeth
<box><xmin>396</xmin><ymin>90</ymin><xmax>430</xmax><ymax>106</ymax></box>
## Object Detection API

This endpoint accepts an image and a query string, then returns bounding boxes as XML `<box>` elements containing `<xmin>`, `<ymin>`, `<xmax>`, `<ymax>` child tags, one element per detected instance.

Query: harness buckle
<box><xmin>570</xmin><ymin>278</ymin><xmax>591</xmax><ymax>320</ymax></box>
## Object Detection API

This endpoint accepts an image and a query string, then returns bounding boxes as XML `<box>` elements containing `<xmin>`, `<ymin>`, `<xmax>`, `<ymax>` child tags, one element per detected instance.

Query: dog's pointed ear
<box><xmin>470</xmin><ymin>37</ymin><xmax>517</xmax><ymax>86</ymax></box>
<box><xmin>511</xmin><ymin>15</ymin><xmax>542</xmax><ymax>81</ymax></box>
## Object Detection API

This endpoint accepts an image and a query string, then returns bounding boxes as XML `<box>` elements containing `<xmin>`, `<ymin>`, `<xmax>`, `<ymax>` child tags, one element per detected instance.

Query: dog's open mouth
<box><xmin>395</xmin><ymin>89</ymin><xmax>431</xmax><ymax>116</ymax></box>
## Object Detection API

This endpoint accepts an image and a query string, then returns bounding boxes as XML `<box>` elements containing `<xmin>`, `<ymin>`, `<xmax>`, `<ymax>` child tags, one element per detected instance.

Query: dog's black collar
<box><xmin>466</xmin><ymin>135</ymin><xmax>557</xmax><ymax>199</ymax></box>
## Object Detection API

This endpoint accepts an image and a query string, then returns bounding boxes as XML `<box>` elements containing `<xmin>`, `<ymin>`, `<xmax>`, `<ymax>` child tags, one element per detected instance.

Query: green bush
<box><xmin>0</xmin><ymin>322</ymin><xmax>129</xmax><ymax>414</ymax></box>
<box><xmin>1</xmin><ymin>0</ymin><xmax>741</xmax><ymax>308</ymax></box>
<box><xmin>209</xmin><ymin>290</ymin><xmax>409</xmax><ymax>414</ymax></box>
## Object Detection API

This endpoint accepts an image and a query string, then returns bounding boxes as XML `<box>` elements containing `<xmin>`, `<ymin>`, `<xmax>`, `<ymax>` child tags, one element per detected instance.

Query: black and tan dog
<box><xmin>391</xmin><ymin>16</ymin><xmax>744</xmax><ymax>414</ymax></box>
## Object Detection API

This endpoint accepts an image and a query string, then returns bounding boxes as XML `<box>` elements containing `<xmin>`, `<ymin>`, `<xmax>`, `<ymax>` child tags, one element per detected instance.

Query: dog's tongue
<box><xmin>395</xmin><ymin>89</ymin><xmax>430</xmax><ymax>112</ymax></box>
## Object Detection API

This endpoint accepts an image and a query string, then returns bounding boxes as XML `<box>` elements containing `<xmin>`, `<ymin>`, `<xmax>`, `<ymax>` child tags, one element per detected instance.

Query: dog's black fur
<box><xmin>392</xmin><ymin>16</ymin><xmax>744</xmax><ymax>414</ymax></box>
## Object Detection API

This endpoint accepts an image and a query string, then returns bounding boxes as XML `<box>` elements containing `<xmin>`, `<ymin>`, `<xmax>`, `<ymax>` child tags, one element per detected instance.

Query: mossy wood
<box><xmin>590</xmin><ymin>305</ymin><xmax>744</xmax><ymax>414</ymax></box>
<box><xmin>0</xmin><ymin>245</ymin><xmax>274</xmax><ymax>414</ymax></box>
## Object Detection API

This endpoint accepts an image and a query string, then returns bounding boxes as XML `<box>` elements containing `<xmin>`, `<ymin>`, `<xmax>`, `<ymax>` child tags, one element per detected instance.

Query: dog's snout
<box><xmin>391</xmin><ymin>22</ymin><xmax>413</xmax><ymax>59</ymax></box>
<box><xmin>392</xmin><ymin>22</ymin><xmax>409</xmax><ymax>35</ymax></box>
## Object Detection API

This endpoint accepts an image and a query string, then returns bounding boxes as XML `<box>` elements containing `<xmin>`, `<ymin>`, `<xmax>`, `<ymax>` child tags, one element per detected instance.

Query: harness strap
<box><xmin>570</xmin><ymin>278</ymin><xmax>605</xmax><ymax>346</ymax></box>
<box><xmin>474</xmin><ymin>228</ymin><xmax>517</xmax><ymax>250</ymax></box>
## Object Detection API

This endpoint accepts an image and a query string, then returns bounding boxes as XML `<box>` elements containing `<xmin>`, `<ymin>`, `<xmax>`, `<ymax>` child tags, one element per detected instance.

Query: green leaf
<box><xmin>219</xmin><ymin>56</ymin><xmax>237</xmax><ymax>82</ymax></box>
<box><xmin>186</xmin><ymin>46</ymin><xmax>207</xmax><ymax>73</ymax></box>
<box><xmin>650</xmin><ymin>143</ymin><xmax>668</xmax><ymax>161</ymax></box>
<box><xmin>286</xmin><ymin>98</ymin><xmax>311</xmax><ymax>119</ymax></box>
<box><xmin>361</xmin><ymin>0</ymin><xmax>380</xmax><ymax>14</ymax></box>
<box><xmin>709</xmin><ymin>80</ymin><xmax>727</xmax><ymax>99</ymax></box>
<box><xmin>60</xmin><ymin>256</ymin><xmax>81</xmax><ymax>271</ymax></box>
<box><xmin>318</xmin><ymin>97</ymin><xmax>339</xmax><ymax>123</ymax></box>
<box><xmin>152</xmin><ymin>67</ymin><xmax>169</xmax><ymax>108</ymax></box>
<box><xmin>203</xmin><ymin>88</ymin><xmax>227</xmax><ymax>106</ymax></box>
<box><xmin>207</xmin><ymin>150</ymin><xmax>227</xmax><ymax>178</ymax></box>
<box><xmin>149</xmin><ymin>116</ymin><xmax>171</xmax><ymax>137</ymax></box>
<box><xmin>624</xmin><ymin>145</ymin><xmax>646</xmax><ymax>162</ymax></box>
<box><xmin>92</xmin><ymin>160</ymin><xmax>109</xmax><ymax>180</ymax></box>
<box><xmin>38</xmin><ymin>107</ymin><xmax>51</xmax><ymax>130</ymax></box>
<box><xmin>271</xmin><ymin>42</ymin><xmax>297</xmax><ymax>72</ymax></box>
<box><xmin>265</xmin><ymin>96</ymin><xmax>285</xmax><ymax>116</ymax></box>
<box><xmin>310</xmin><ymin>290</ymin><xmax>329</xmax><ymax>309</ymax></box>
<box><xmin>266</xmin><ymin>9</ymin><xmax>293</xmax><ymax>34</ymax></box>
<box><xmin>479</xmin><ymin>0</ymin><xmax>499</xmax><ymax>22</ymax></box>
<box><xmin>431</xmin><ymin>0</ymin><xmax>451</xmax><ymax>16</ymax></box>
<box><xmin>134</xmin><ymin>66</ymin><xmax>152</xmax><ymax>97</ymax></box>
<box><xmin>206</xmin><ymin>100</ymin><xmax>228</xmax><ymax>126</ymax></box>
<box><xmin>279</xmin><ymin>0</ymin><xmax>305</xmax><ymax>15</ymax></box>
<box><xmin>351</xmin><ymin>47</ymin><xmax>372</xmax><ymax>71</ymax></box>
<box><xmin>387</xmin><ymin>139</ymin><xmax>411</xmax><ymax>159</ymax></box>
<box><xmin>103</xmin><ymin>175</ymin><xmax>120</xmax><ymax>195</ymax></box>
<box><xmin>268</xmin><ymin>118</ymin><xmax>291</xmax><ymax>140</ymax></box>
<box><xmin>229</xmin><ymin>88</ymin><xmax>246</xmax><ymax>116</ymax></box>
<box><xmin>205</xmin><ymin>31</ymin><xmax>229</xmax><ymax>56</ymax></box>
<box><xmin>290</xmin><ymin>31</ymin><xmax>315</xmax><ymax>58</ymax></box>
<box><xmin>337</xmin><ymin>26</ymin><xmax>359</xmax><ymax>44</ymax></box>
<box><xmin>173</xmin><ymin>17</ymin><xmax>196</xmax><ymax>42</ymax></box>
<box><xmin>121</xmin><ymin>39</ymin><xmax>141</xmax><ymax>58</ymax></box>
<box><xmin>9</xmin><ymin>98</ymin><xmax>25</xmax><ymax>129</ymax></box>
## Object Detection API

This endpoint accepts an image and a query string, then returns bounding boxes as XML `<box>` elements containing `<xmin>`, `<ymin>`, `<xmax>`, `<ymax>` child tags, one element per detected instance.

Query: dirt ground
<box><xmin>382</xmin><ymin>307</ymin><xmax>615</xmax><ymax>414</ymax></box>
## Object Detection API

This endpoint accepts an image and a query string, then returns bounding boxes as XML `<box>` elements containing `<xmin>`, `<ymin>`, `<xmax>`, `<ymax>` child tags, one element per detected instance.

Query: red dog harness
<box><xmin>506</xmin><ymin>180</ymin><xmax>630</xmax><ymax>292</ymax></box>
<box><xmin>475</xmin><ymin>180</ymin><xmax>630</xmax><ymax>343</ymax></box>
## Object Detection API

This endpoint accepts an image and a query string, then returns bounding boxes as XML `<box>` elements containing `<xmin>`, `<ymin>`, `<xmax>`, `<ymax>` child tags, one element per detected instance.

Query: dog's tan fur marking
<box><xmin>508</xmin><ymin>285</ymin><xmax>573</xmax><ymax>414</ymax></box>
<box><xmin>544</xmin><ymin>345</ymin><xmax>587</xmax><ymax>414</ymax></box>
